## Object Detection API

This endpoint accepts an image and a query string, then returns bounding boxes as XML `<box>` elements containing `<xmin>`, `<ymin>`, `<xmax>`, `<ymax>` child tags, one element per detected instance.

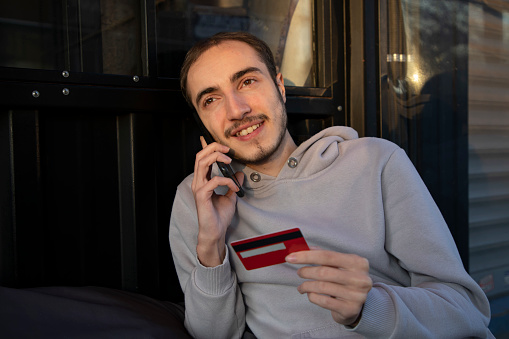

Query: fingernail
<box><xmin>286</xmin><ymin>254</ymin><xmax>296</xmax><ymax>263</ymax></box>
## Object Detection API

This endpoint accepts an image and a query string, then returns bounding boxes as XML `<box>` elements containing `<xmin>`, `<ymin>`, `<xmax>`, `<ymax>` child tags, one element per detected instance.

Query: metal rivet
<box><xmin>62</xmin><ymin>71</ymin><xmax>69</xmax><ymax>78</ymax></box>
<box><xmin>32</xmin><ymin>90</ymin><xmax>40</xmax><ymax>98</ymax></box>
<box><xmin>287</xmin><ymin>157</ymin><xmax>298</xmax><ymax>168</ymax></box>
<box><xmin>337</xmin><ymin>106</ymin><xmax>343</xmax><ymax>112</ymax></box>
<box><xmin>250</xmin><ymin>172</ymin><xmax>261</xmax><ymax>182</ymax></box>
<box><xmin>133</xmin><ymin>75</ymin><xmax>139</xmax><ymax>82</ymax></box>
<box><xmin>62</xmin><ymin>88</ymin><xmax>70</xmax><ymax>95</ymax></box>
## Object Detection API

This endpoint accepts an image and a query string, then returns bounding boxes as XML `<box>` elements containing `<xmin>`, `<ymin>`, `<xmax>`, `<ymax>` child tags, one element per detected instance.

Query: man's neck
<box><xmin>245</xmin><ymin>131</ymin><xmax>297</xmax><ymax>177</ymax></box>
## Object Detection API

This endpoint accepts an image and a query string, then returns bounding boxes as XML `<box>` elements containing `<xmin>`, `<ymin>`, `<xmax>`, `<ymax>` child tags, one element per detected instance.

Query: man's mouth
<box><xmin>235</xmin><ymin>123</ymin><xmax>261</xmax><ymax>137</ymax></box>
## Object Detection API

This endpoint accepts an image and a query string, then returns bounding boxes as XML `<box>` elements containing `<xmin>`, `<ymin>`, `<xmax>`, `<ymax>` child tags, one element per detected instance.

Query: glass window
<box><xmin>382</xmin><ymin>1</ymin><xmax>509</xmax><ymax>335</ymax></box>
<box><xmin>0</xmin><ymin>0</ymin><xmax>143</xmax><ymax>75</ymax></box>
<box><xmin>1</xmin><ymin>0</ymin><xmax>320</xmax><ymax>85</ymax></box>
<box><xmin>156</xmin><ymin>0</ymin><xmax>317</xmax><ymax>87</ymax></box>
<box><xmin>468</xmin><ymin>0</ymin><xmax>509</xmax><ymax>299</ymax></box>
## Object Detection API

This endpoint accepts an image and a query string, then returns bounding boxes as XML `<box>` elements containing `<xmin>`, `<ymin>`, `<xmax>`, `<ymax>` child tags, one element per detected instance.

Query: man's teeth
<box><xmin>236</xmin><ymin>123</ymin><xmax>261</xmax><ymax>137</ymax></box>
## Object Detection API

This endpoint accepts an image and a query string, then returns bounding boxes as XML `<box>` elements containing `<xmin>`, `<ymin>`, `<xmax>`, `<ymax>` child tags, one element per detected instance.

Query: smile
<box><xmin>236</xmin><ymin>123</ymin><xmax>261</xmax><ymax>137</ymax></box>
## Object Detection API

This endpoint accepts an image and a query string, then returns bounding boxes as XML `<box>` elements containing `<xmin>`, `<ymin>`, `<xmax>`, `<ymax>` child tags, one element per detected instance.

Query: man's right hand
<box><xmin>192</xmin><ymin>136</ymin><xmax>244</xmax><ymax>267</ymax></box>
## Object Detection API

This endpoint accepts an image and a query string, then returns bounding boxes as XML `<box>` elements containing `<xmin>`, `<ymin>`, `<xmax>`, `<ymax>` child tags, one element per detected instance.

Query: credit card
<box><xmin>231</xmin><ymin>228</ymin><xmax>309</xmax><ymax>270</ymax></box>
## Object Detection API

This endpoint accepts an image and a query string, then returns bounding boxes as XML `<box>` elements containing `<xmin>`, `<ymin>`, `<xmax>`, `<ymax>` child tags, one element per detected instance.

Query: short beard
<box><xmin>230</xmin><ymin>95</ymin><xmax>288</xmax><ymax>166</ymax></box>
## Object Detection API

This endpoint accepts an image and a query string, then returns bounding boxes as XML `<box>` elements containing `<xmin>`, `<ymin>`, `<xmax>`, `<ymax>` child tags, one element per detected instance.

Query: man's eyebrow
<box><xmin>230</xmin><ymin>67</ymin><xmax>263</xmax><ymax>83</ymax></box>
<box><xmin>195</xmin><ymin>86</ymin><xmax>218</xmax><ymax>108</ymax></box>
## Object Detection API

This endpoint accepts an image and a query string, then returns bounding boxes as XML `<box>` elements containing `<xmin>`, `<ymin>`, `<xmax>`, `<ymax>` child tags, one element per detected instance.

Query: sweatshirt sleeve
<box><xmin>169</xmin><ymin>183</ymin><xmax>246</xmax><ymax>339</ymax></box>
<box><xmin>353</xmin><ymin>148</ymin><xmax>493</xmax><ymax>338</ymax></box>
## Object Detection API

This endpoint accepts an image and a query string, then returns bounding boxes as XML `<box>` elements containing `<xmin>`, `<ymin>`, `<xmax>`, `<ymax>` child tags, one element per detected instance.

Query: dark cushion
<box><xmin>0</xmin><ymin>285</ymin><xmax>192</xmax><ymax>339</ymax></box>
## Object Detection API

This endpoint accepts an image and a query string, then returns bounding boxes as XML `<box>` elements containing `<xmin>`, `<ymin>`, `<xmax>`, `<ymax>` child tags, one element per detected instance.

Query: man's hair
<box><xmin>180</xmin><ymin>31</ymin><xmax>278</xmax><ymax>108</ymax></box>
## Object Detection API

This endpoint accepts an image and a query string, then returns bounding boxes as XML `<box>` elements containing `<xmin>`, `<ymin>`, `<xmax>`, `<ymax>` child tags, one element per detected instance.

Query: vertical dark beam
<box><xmin>379</xmin><ymin>0</ymin><xmax>390</xmax><ymax>140</ymax></box>
<box><xmin>346</xmin><ymin>0</ymin><xmax>380</xmax><ymax>137</ymax></box>
<box><xmin>0</xmin><ymin>110</ymin><xmax>44</xmax><ymax>287</ymax></box>
<box><xmin>141</xmin><ymin>0</ymin><xmax>158</xmax><ymax>76</ymax></box>
<box><xmin>0</xmin><ymin>110</ymin><xmax>16</xmax><ymax>286</ymax></box>
<box><xmin>347</xmin><ymin>0</ymin><xmax>366</xmax><ymax>135</ymax></box>
<box><xmin>63</xmin><ymin>0</ymin><xmax>83</xmax><ymax>71</ymax></box>
<box><xmin>453</xmin><ymin>3</ymin><xmax>469</xmax><ymax>270</ymax></box>
<box><xmin>116</xmin><ymin>112</ymin><xmax>160</xmax><ymax>296</ymax></box>
<box><xmin>131</xmin><ymin>113</ymin><xmax>160</xmax><ymax>297</ymax></box>
<box><xmin>316</xmin><ymin>0</ymin><xmax>333</xmax><ymax>89</ymax></box>
<box><xmin>12</xmin><ymin>110</ymin><xmax>45</xmax><ymax>286</ymax></box>
<box><xmin>363</xmin><ymin>0</ymin><xmax>380</xmax><ymax>137</ymax></box>
<box><xmin>330</xmin><ymin>0</ymin><xmax>347</xmax><ymax>127</ymax></box>
<box><xmin>117</xmin><ymin>114</ymin><xmax>138</xmax><ymax>292</ymax></box>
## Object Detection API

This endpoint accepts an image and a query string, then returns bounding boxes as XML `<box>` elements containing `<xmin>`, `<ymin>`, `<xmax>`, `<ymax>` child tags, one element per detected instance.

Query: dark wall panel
<box><xmin>0</xmin><ymin>106</ymin><xmax>193</xmax><ymax>302</ymax></box>
<box><xmin>39</xmin><ymin>110</ymin><xmax>121</xmax><ymax>287</ymax></box>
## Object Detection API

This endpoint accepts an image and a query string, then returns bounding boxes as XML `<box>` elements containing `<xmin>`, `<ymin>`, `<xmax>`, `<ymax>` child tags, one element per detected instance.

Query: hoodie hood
<box><xmin>229</xmin><ymin>126</ymin><xmax>358</xmax><ymax>193</ymax></box>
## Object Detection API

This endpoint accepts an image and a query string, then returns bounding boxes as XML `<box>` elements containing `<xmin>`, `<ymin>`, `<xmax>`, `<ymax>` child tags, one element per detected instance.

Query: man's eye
<box><xmin>242</xmin><ymin>79</ymin><xmax>255</xmax><ymax>87</ymax></box>
<box><xmin>204</xmin><ymin>98</ymin><xmax>216</xmax><ymax>106</ymax></box>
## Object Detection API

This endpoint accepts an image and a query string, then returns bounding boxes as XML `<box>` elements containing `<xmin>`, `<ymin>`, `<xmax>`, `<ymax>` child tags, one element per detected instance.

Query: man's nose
<box><xmin>225</xmin><ymin>93</ymin><xmax>251</xmax><ymax>120</ymax></box>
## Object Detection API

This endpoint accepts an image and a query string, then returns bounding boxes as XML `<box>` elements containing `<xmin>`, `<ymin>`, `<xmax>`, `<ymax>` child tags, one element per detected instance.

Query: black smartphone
<box><xmin>192</xmin><ymin>112</ymin><xmax>245</xmax><ymax>198</ymax></box>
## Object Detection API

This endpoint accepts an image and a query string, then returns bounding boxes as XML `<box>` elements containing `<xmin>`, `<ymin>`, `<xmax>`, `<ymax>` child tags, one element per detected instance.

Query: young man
<box><xmin>169</xmin><ymin>32</ymin><xmax>492</xmax><ymax>338</ymax></box>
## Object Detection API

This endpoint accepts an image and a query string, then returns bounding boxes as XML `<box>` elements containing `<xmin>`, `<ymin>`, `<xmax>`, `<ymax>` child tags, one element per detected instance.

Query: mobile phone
<box><xmin>192</xmin><ymin>112</ymin><xmax>245</xmax><ymax>198</ymax></box>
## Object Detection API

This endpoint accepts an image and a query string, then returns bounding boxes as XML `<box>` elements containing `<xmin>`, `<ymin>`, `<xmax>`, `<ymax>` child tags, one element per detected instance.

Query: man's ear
<box><xmin>276</xmin><ymin>73</ymin><xmax>286</xmax><ymax>103</ymax></box>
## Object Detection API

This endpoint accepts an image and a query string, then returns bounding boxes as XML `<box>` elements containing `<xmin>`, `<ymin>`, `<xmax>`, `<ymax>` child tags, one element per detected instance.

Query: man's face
<box><xmin>187</xmin><ymin>40</ymin><xmax>288</xmax><ymax>166</ymax></box>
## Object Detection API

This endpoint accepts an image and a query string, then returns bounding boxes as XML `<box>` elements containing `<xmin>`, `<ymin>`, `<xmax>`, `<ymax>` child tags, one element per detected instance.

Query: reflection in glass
<box><xmin>1</xmin><ymin>1</ymin><xmax>316</xmax><ymax>82</ymax></box>
<box><xmin>99</xmin><ymin>0</ymin><xmax>143</xmax><ymax>75</ymax></box>
<box><xmin>0</xmin><ymin>0</ymin><xmax>142</xmax><ymax>76</ymax></box>
<box><xmin>384</xmin><ymin>0</ymin><xmax>469</xmax><ymax>148</ymax></box>
<box><xmin>0</xmin><ymin>1</ymin><xmax>61</xmax><ymax>70</ymax></box>
<box><xmin>384</xmin><ymin>0</ymin><xmax>509</xmax><ymax>302</ymax></box>
<box><xmin>156</xmin><ymin>0</ymin><xmax>316</xmax><ymax>87</ymax></box>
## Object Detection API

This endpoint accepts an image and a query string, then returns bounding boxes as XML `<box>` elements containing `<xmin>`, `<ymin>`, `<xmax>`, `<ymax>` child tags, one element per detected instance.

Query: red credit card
<box><xmin>231</xmin><ymin>228</ymin><xmax>309</xmax><ymax>270</ymax></box>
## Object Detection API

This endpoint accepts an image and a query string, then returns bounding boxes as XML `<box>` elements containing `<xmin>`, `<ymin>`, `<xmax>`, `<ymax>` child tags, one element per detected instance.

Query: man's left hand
<box><xmin>286</xmin><ymin>250</ymin><xmax>372</xmax><ymax>327</ymax></box>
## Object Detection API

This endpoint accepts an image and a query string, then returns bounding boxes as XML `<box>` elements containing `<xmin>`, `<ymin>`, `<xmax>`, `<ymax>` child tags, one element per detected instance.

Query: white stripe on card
<box><xmin>239</xmin><ymin>243</ymin><xmax>286</xmax><ymax>258</ymax></box>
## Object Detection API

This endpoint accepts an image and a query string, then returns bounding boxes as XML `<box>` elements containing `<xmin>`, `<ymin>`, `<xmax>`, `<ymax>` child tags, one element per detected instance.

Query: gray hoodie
<box><xmin>169</xmin><ymin>126</ymin><xmax>492</xmax><ymax>338</ymax></box>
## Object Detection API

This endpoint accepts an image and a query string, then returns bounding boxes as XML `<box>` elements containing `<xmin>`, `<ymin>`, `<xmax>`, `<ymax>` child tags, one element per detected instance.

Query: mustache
<box><xmin>224</xmin><ymin>114</ymin><xmax>269</xmax><ymax>138</ymax></box>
